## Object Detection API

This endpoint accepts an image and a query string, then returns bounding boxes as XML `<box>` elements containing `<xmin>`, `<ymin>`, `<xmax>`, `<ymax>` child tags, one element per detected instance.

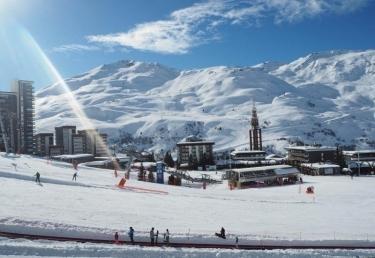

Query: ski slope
<box><xmin>1</xmin><ymin>153</ymin><xmax>375</xmax><ymax>247</ymax></box>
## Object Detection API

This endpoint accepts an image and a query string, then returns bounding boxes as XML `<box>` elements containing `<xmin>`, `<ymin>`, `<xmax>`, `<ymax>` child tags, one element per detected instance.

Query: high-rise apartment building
<box><xmin>0</xmin><ymin>80</ymin><xmax>35</xmax><ymax>154</ymax></box>
<box><xmin>11</xmin><ymin>80</ymin><xmax>35</xmax><ymax>154</ymax></box>
<box><xmin>0</xmin><ymin>91</ymin><xmax>18</xmax><ymax>153</ymax></box>
<box><xmin>78</xmin><ymin>129</ymin><xmax>108</xmax><ymax>156</ymax></box>
<box><xmin>55</xmin><ymin>126</ymin><xmax>76</xmax><ymax>154</ymax></box>
<box><xmin>72</xmin><ymin>134</ymin><xmax>85</xmax><ymax>154</ymax></box>
<box><xmin>35</xmin><ymin>133</ymin><xmax>54</xmax><ymax>156</ymax></box>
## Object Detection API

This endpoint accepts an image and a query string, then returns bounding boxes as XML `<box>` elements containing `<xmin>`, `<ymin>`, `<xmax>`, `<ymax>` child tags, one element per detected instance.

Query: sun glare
<box><xmin>17</xmin><ymin>26</ymin><xmax>112</xmax><ymax>158</ymax></box>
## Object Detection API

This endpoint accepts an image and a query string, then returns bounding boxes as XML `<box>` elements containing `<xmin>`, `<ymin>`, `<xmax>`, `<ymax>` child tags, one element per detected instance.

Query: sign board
<box><xmin>156</xmin><ymin>161</ymin><xmax>164</xmax><ymax>184</ymax></box>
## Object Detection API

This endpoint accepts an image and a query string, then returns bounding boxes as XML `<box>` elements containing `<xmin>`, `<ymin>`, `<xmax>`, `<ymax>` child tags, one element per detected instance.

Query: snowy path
<box><xmin>0</xmin><ymin>237</ymin><xmax>374</xmax><ymax>258</ymax></box>
<box><xmin>1</xmin><ymin>229</ymin><xmax>375</xmax><ymax>250</ymax></box>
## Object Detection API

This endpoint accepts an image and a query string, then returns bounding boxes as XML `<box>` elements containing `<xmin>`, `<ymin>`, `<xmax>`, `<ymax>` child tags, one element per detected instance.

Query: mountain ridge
<box><xmin>36</xmin><ymin>49</ymin><xmax>375</xmax><ymax>153</ymax></box>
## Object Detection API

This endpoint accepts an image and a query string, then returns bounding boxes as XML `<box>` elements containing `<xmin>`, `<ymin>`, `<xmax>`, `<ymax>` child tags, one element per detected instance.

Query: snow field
<box><xmin>0</xmin><ymin>153</ymin><xmax>375</xmax><ymax>247</ymax></box>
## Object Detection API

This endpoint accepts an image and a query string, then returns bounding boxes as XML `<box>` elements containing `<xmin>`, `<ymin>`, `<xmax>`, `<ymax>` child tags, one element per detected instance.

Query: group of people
<box><xmin>114</xmin><ymin>227</ymin><xmax>135</xmax><ymax>244</ymax></box>
<box><xmin>149</xmin><ymin>228</ymin><xmax>170</xmax><ymax>245</ymax></box>
<box><xmin>114</xmin><ymin>227</ymin><xmax>170</xmax><ymax>245</ymax></box>
<box><xmin>215</xmin><ymin>227</ymin><xmax>240</xmax><ymax>248</ymax></box>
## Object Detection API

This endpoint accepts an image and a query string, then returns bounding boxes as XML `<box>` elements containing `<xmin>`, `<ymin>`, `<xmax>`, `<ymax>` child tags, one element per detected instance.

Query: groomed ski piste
<box><xmin>1</xmin><ymin>152</ymin><xmax>375</xmax><ymax>257</ymax></box>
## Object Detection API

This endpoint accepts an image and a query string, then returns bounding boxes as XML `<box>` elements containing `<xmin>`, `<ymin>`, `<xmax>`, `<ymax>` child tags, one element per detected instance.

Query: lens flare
<box><xmin>18</xmin><ymin>27</ymin><xmax>112</xmax><ymax>158</ymax></box>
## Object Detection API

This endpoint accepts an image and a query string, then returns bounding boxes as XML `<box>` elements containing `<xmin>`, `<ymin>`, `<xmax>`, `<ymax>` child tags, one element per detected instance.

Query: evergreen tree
<box><xmin>138</xmin><ymin>162</ymin><xmax>146</xmax><ymax>181</ymax></box>
<box><xmin>163</xmin><ymin>151</ymin><xmax>175</xmax><ymax>168</ymax></box>
<box><xmin>163</xmin><ymin>151</ymin><xmax>170</xmax><ymax>166</ymax></box>
<box><xmin>167</xmin><ymin>152</ymin><xmax>175</xmax><ymax>168</ymax></box>
<box><xmin>148</xmin><ymin>170</ymin><xmax>155</xmax><ymax>182</ymax></box>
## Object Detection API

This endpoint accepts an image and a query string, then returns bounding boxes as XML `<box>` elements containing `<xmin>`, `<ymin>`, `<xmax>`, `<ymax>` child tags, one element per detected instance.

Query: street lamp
<box><xmin>357</xmin><ymin>152</ymin><xmax>361</xmax><ymax>176</ymax></box>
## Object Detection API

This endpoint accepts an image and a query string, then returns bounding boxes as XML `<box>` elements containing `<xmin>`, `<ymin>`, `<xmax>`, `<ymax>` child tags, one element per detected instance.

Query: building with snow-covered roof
<box><xmin>177</xmin><ymin>136</ymin><xmax>214</xmax><ymax>170</ymax></box>
<box><xmin>51</xmin><ymin>153</ymin><xmax>94</xmax><ymax>163</ymax></box>
<box><xmin>285</xmin><ymin>145</ymin><xmax>338</xmax><ymax>165</ymax></box>
<box><xmin>342</xmin><ymin>150</ymin><xmax>375</xmax><ymax>175</ymax></box>
<box><xmin>231</xmin><ymin>150</ymin><xmax>266</xmax><ymax>161</ymax></box>
<box><xmin>226</xmin><ymin>164</ymin><xmax>300</xmax><ymax>188</ymax></box>
<box><xmin>346</xmin><ymin>161</ymin><xmax>375</xmax><ymax>175</ymax></box>
<box><xmin>343</xmin><ymin>150</ymin><xmax>375</xmax><ymax>163</ymax></box>
<box><xmin>300</xmin><ymin>163</ymin><xmax>341</xmax><ymax>175</ymax></box>
<box><xmin>49</xmin><ymin>145</ymin><xmax>63</xmax><ymax>157</ymax></box>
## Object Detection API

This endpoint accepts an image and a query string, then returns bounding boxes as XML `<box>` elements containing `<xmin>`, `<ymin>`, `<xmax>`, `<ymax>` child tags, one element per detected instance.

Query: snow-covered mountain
<box><xmin>36</xmin><ymin>50</ymin><xmax>375</xmax><ymax>153</ymax></box>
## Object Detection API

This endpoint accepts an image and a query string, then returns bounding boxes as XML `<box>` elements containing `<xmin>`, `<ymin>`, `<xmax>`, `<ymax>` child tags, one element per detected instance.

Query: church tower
<box><xmin>249</xmin><ymin>103</ymin><xmax>262</xmax><ymax>150</ymax></box>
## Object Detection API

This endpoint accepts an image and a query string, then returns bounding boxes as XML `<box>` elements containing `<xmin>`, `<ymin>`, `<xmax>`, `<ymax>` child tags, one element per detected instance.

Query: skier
<box><xmin>72</xmin><ymin>172</ymin><xmax>77</xmax><ymax>181</ymax></box>
<box><xmin>215</xmin><ymin>227</ymin><xmax>226</xmax><ymax>239</ymax></box>
<box><xmin>35</xmin><ymin>172</ymin><xmax>41</xmax><ymax>183</ymax></box>
<box><xmin>164</xmin><ymin>229</ymin><xmax>170</xmax><ymax>244</ymax></box>
<box><xmin>128</xmin><ymin>227</ymin><xmax>134</xmax><ymax>244</ymax></box>
<box><xmin>150</xmin><ymin>227</ymin><xmax>155</xmax><ymax>245</ymax></box>
<box><xmin>114</xmin><ymin>232</ymin><xmax>119</xmax><ymax>244</ymax></box>
<box><xmin>221</xmin><ymin>227</ymin><xmax>226</xmax><ymax>239</ymax></box>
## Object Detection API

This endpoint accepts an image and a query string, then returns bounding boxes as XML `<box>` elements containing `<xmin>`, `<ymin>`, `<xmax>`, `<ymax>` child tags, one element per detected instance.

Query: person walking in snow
<box><xmin>72</xmin><ymin>172</ymin><xmax>77</xmax><ymax>181</ymax></box>
<box><xmin>128</xmin><ymin>227</ymin><xmax>134</xmax><ymax>244</ymax></box>
<box><xmin>221</xmin><ymin>227</ymin><xmax>226</xmax><ymax>239</ymax></box>
<box><xmin>114</xmin><ymin>232</ymin><xmax>119</xmax><ymax>244</ymax></box>
<box><xmin>155</xmin><ymin>230</ymin><xmax>159</xmax><ymax>245</ymax></box>
<box><xmin>164</xmin><ymin>229</ymin><xmax>170</xmax><ymax>244</ymax></box>
<box><xmin>35</xmin><ymin>171</ymin><xmax>41</xmax><ymax>183</ymax></box>
<box><xmin>150</xmin><ymin>227</ymin><xmax>155</xmax><ymax>245</ymax></box>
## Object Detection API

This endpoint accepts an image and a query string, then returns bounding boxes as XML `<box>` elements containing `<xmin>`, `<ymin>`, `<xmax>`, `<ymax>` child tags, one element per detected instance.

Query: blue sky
<box><xmin>0</xmin><ymin>0</ymin><xmax>374</xmax><ymax>91</ymax></box>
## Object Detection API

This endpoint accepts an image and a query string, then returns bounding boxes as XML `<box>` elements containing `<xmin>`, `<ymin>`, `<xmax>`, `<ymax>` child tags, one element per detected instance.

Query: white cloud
<box><xmin>51</xmin><ymin>44</ymin><xmax>100</xmax><ymax>53</ymax></box>
<box><xmin>86</xmin><ymin>0</ymin><xmax>369</xmax><ymax>54</ymax></box>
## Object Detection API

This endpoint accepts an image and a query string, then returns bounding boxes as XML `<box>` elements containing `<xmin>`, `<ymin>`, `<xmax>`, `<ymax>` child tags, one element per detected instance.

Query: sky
<box><xmin>0</xmin><ymin>0</ymin><xmax>374</xmax><ymax>91</ymax></box>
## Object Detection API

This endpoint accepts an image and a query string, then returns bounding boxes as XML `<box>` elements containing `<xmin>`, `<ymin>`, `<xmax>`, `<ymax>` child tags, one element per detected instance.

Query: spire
<box><xmin>251</xmin><ymin>102</ymin><xmax>259</xmax><ymax>128</ymax></box>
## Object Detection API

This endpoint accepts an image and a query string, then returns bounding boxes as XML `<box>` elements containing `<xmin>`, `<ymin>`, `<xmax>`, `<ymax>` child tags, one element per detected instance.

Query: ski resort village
<box><xmin>1</xmin><ymin>63</ymin><xmax>375</xmax><ymax>257</ymax></box>
<box><xmin>2</xmin><ymin>0</ymin><xmax>375</xmax><ymax>257</ymax></box>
